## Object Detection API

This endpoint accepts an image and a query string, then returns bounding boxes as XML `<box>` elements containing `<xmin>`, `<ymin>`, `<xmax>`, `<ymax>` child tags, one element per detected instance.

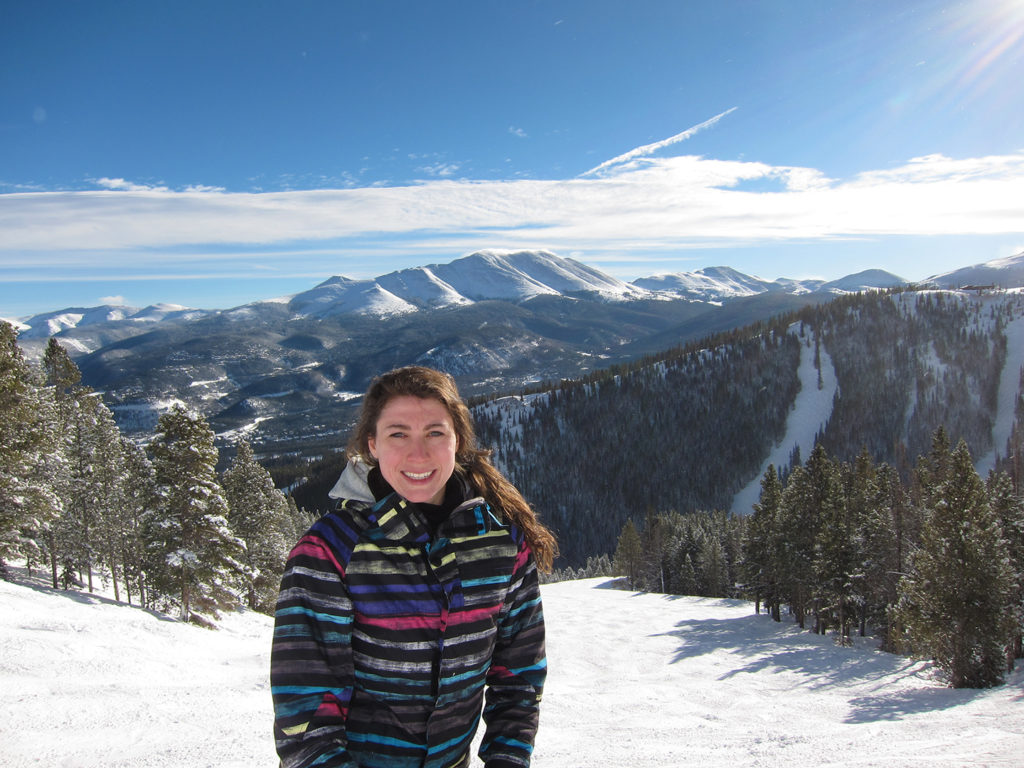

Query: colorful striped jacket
<box><xmin>271</xmin><ymin>460</ymin><xmax>546</xmax><ymax>768</ymax></box>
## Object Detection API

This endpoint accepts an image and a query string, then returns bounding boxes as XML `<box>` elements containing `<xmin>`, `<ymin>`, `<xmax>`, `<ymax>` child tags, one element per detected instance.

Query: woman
<box><xmin>271</xmin><ymin>366</ymin><xmax>557</xmax><ymax>768</ymax></box>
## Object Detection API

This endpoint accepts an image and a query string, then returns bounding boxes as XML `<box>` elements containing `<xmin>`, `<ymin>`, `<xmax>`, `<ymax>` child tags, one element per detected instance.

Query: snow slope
<box><xmin>3</xmin><ymin>572</ymin><xmax>1022</xmax><ymax>767</ymax></box>
<box><xmin>976</xmin><ymin>312</ymin><xmax>1024</xmax><ymax>476</ymax></box>
<box><xmin>730</xmin><ymin>325</ymin><xmax>838</xmax><ymax>515</ymax></box>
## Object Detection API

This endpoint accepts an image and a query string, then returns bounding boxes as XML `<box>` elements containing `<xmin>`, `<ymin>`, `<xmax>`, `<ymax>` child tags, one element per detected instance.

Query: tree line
<box><xmin>609</xmin><ymin>431</ymin><xmax>1024</xmax><ymax>689</ymax></box>
<box><xmin>0</xmin><ymin>324</ymin><xmax>309</xmax><ymax>623</ymax></box>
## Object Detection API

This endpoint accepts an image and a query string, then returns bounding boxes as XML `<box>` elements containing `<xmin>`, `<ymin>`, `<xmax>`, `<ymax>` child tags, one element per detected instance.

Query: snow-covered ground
<box><xmin>3</xmin><ymin>572</ymin><xmax>1023</xmax><ymax>767</ymax></box>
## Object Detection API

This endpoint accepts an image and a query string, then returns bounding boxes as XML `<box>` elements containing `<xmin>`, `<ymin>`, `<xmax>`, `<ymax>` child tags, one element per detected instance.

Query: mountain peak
<box><xmin>926</xmin><ymin>250</ymin><xmax>1024</xmax><ymax>288</ymax></box>
<box><xmin>285</xmin><ymin>249</ymin><xmax>646</xmax><ymax>318</ymax></box>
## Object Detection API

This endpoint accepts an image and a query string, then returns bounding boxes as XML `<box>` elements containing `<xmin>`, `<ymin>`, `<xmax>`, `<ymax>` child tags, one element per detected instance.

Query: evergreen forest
<box><xmin>0</xmin><ymin>327</ymin><xmax>310</xmax><ymax>623</ymax></box>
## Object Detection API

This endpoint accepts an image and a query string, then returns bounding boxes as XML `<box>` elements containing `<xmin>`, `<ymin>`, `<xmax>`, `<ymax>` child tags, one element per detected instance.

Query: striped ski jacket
<box><xmin>271</xmin><ymin>460</ymin><xmax>546</xmax><ymax>768</ymax></box>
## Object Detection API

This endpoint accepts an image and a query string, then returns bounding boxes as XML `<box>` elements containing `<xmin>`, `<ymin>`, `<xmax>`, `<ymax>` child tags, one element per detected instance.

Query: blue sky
<box><xmin>2</xmin><ymin>0</ymin><xmax>1024</xmax><ymax>319</ymax></box>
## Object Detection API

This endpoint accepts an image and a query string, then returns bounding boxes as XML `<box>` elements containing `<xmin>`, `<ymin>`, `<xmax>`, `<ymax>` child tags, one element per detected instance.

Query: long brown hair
<box><xmin>348</xmin><ymin>366</ymin><xmax>558</xmax><ymax>572</ymax></box>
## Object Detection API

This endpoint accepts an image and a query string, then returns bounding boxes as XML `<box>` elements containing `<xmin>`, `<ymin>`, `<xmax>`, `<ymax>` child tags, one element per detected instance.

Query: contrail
<box><xmin>581</xmin><ymin>106</ymin><xmax>738</xmax><ymax>177</ymax></box>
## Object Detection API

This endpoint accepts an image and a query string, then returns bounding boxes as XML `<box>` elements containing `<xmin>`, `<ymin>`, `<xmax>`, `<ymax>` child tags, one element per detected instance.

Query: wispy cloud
<box><xmin>581</xmin><ymin>107</ymin><xmax>739</xmax><ymax>177</ymax></box>
<box><xmin>416</xmin><ymin>161</ymin><xmax>463</xmax><ymax>178</ymax></box>
<box><xmin>509</xmin><ymin>126</ymin><xmax>528</xmax><ymax>138</ymax></box>
<box><xmin>3</xmin><ymin>149</ymin><xmax>1024</xmax><ymax>285</ymax></box>
<box><xmin>94</xmin><ymin>177</ymin><xmax>170</xmax><ymax>192</ymax></box>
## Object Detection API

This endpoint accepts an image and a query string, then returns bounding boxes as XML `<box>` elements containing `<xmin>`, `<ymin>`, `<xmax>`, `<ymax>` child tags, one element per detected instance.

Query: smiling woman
<box><xmin>271</xmin><ymin>365</ymin><xmax>557</xmax><ymax>768</ymax></box>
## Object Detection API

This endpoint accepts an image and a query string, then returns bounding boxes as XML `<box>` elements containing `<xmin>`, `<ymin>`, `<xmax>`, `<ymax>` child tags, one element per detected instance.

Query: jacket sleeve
<box><xmin>271</xmin><ymin>534</ymin><xmax>358</xmax><ymax>768</ymax></box>
<box><xmin>479</xmin><ymin>538</ymin><xmax>547</xmax><ymax>768</ymax></box>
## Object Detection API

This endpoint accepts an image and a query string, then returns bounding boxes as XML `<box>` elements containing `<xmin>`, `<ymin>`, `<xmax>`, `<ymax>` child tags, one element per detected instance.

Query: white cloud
<box><xmin>3</xmin><ymin>150</ymin><xmax>1024</xmax><ymax>281</ymax></box>
<box><xmin>94</xmin><ymin>177</ymin><xmax>170</xmax><ymax>193</ymax></box>
<box><xmin>98</xmin><ymin>295</ymin><xmax>128</xmax><ymax>305</ymax></box>
<box><xmin>509</xmin><ymin>126</ymin><xmax>528</xmax><ymax>138</ymax></box>
<box><xmin>416</xmin><ymin>162</ymin><xmax>462</xmax><ymax>178</ymax></box>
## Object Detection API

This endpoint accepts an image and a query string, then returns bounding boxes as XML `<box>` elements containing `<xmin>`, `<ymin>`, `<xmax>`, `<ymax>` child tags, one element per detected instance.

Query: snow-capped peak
<box><xmin>926</xmin><ymin>250</ymin><xmax>1024</xmax><ymax>289</ymax></box>
<box><xmin>287</xmin><ymin>250</ymin><xmax>648</xmax><ymax>318</ymax></box>
<box><xmin>632</xmin><ymin>266</ymin><xmax>778</xmax><ymax>301</ymax></box>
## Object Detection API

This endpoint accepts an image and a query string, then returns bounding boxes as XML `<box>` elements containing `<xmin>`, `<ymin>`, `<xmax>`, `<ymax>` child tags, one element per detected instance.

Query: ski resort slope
<box><xmin>730</xmin><ymin>326</ymin><xmax>838</xmax><ymax>515</ymax></box>
<box><xmin>976</xmin><ymin>311</ymin><xmax>1024</xmax><ymax>476</ymax></box>
<box><xmin>2</xmin><ymin>574</ymin><xmax>1022</xmax><ymax>767</ymax></box>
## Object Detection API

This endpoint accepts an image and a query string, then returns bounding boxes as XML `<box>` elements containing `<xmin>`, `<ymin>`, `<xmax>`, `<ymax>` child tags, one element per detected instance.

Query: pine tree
<box><xmin>899</xmin><ymin>441</ymin><xmax>1016</xmax><ymax>687</ymax></box>
<box><xmin>986</xmin><ymin>470</ymin><xmax>1024</xmax><ymax>668</ymax></box>
<box><xmin>119</xmin><ymin>437</ymin><xmax>156</xmax><ymax>607</ymax></box>
<box><xmin>776</xmin><ymin>445</ymin><xmax>832</xmax><ymax>629</ymax></box>
<box><xmin>222</xmin><ymin>440</ymin><xmax>292</xmax><ymax>612</ymax></box>
<box><xmin>812</xmin><ymin>450</ymin><xmax>862</xmax><ymax>643</ymax></box>
<box><xmin>146</xmin><ymin>405</ymin><xmax>245</xmax><ymax>622</ymax></box>
<box><xmin>613</xmin><ymin>519</ymin><xmax>643</xmax><ymax>589</ymax></box>
<box><xmin>90</xmin><ymin>401</ymin><xmax>127</xmax><ymax>599</ymax></box>
<box><xmin>0</xmin><ymin>323</ymin><xmax>58</xmax><ymax>577</ymax></box>
<box><xmin>860</xmin><ymin>462</ymin><xmax>913</xmax><ymax>652</ymax></box>
<box><xmin>639</xmin><ymin>509</ymin><xmax>671</xmax><ymax>593</ymax></box>
<box><xmin>42</xmin><ymin>337</ymin><xmax>81</xmax><ymax>399</ymax></box>
<box><xmin>283</xmin><ymin>493</ymin><xmax>315</xmax><ymax>544</ymax></box>
<box><xmin>699</xmin><ymin>536</ymin><xmax>729</xmax><ymax>598</ymax></box>
<box><xmin>675</xmin><ymin>552</ymin><xmax>698</xmax><ymax>596</ymax></box>
<box><xmin>743</xmin><ymin>465</ymin><xmax>783</xmax><ymax>620</ymax></box>
<box><xmin>57</xmin><ymin>391</ymin><xmax>124</xmax><ymax>592</ymax></box>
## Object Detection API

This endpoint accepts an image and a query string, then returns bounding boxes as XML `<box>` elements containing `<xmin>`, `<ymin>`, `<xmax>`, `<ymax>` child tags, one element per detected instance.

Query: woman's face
<box><xmin>367</xmin><ymin>395</ymin><xmax>458</xmax><ymax>505</ymax></box>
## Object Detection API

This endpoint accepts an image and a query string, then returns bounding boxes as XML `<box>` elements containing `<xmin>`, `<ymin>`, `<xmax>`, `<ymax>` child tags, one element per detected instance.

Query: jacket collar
<box><xmin>330</xmin><ymin>457</ymin><xmax>505</xmax><ymax>544</ymax></box>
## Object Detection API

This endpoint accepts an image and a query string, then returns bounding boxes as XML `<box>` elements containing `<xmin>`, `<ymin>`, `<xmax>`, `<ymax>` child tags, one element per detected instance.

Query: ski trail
<box><xmin>730</xmin><ymin>325</ymin><xmax>837</xmax><ymax>514</ymax></box>
<box><xmin>975</xmin><ymin>313</ymin><xmax>1024</xmax><ymax>476</ymax></box>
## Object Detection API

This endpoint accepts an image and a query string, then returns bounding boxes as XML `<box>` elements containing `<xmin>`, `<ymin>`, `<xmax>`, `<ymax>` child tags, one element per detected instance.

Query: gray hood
<box><xmin>327</xmin><ymin>457</ymin><xmax>376</xmax><ymax>502</ymax></box>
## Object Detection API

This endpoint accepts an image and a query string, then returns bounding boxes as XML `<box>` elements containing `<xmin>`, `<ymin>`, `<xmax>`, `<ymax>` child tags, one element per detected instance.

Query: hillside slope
<box><xmin>3</xmin><ymin>572</ymin><xmax>1021</xmax><ymax>767</ymax></box>
<box><xmin>475</xmin><ymin>289</ymin><xmax>1024</xmax><ymax>564</ymax></box>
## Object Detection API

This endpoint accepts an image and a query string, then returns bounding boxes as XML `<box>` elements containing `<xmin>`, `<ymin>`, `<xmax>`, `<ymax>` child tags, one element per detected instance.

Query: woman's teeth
<box><xmin>403</xmin><ymin>470</ymin><xmax>433</xmax><ymax>480</ymax></box>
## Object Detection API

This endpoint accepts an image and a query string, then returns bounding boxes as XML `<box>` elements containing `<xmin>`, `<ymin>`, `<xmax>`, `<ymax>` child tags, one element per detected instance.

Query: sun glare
<box><xmin>941</xmin><ymin>0</ymin><xmax>1024</xmax><ymax>98</ymax></box>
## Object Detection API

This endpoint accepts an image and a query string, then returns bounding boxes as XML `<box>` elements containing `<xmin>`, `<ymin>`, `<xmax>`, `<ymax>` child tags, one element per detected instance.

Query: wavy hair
<box><xmin>347</xmin><ymin>366</ymin><xmax>558</xmax><ymax>572</ymax></box>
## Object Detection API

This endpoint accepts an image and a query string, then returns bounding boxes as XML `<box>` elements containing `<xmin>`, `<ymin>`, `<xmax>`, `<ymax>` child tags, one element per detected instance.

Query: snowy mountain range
<box><xmin>13</xmin><ymin>249</ymin><xmax>1024</xmax><ymax>344</ymax></box>
<box><xmin>8</xmin><ymin>248</ymin><xmax>1024</xmax><ymax>465</ymax></box>
<box><xmin>13</xmin><ymin>249</ymin><xmax>906</xmax><ymax>341</ymax></box>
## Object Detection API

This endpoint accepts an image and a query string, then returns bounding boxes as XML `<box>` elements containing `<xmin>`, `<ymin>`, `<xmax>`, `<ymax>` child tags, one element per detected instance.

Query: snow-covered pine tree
<box><xmin>41</xmin><ymin>339</ymin><xmax>88</xmax><ymax>589</ymax></box>
<box><xmin>118</xmin><ymin>436</ymin><xmax>156</xmax><ymax>607</ymax></box>
<box><xmin>0</xmin><ymin>322</ymin><xmax>59</xmax><ymax>578</ymax></box>
<box><xmin>18</xmin><ymin>377</ymin><xmax>63</xmax><ymax>579</ymax></box>
<box><xmin>44</xmin><ymin>354</ymin><xmax>126</xmax><ymax>595</ymax></box>
<box><xmin>899</xmin><ymin>441</ymin><xmax>1016</xmax><ymax>688</ymax></box>
<box><xmin>675</xmin><ymin>552</ymin><xmax>699</xmax><ymax>596</ymax></box>
<box><xmin>283</xmin><ymin>493</ymin><xmax>315</xmax><ymax>544</ymax></box>
<box><xmin>89</xmin><ymin>401</ymin><xmax>128</xmax><ymax>599</ymax></box>
<box><xmin>986</xmin><ymin>470</ymin><xmax>1024</xmax><ymax>668</ymax></box>
<box><xmin>146</xmin><ymin>405</ymin><xmax>245</xmax><ymax>623</ymax></box>
<box><xmin>221</xmin><ymin>440</ymin><xmax>292</xmax><ymax>613</ymax></box>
